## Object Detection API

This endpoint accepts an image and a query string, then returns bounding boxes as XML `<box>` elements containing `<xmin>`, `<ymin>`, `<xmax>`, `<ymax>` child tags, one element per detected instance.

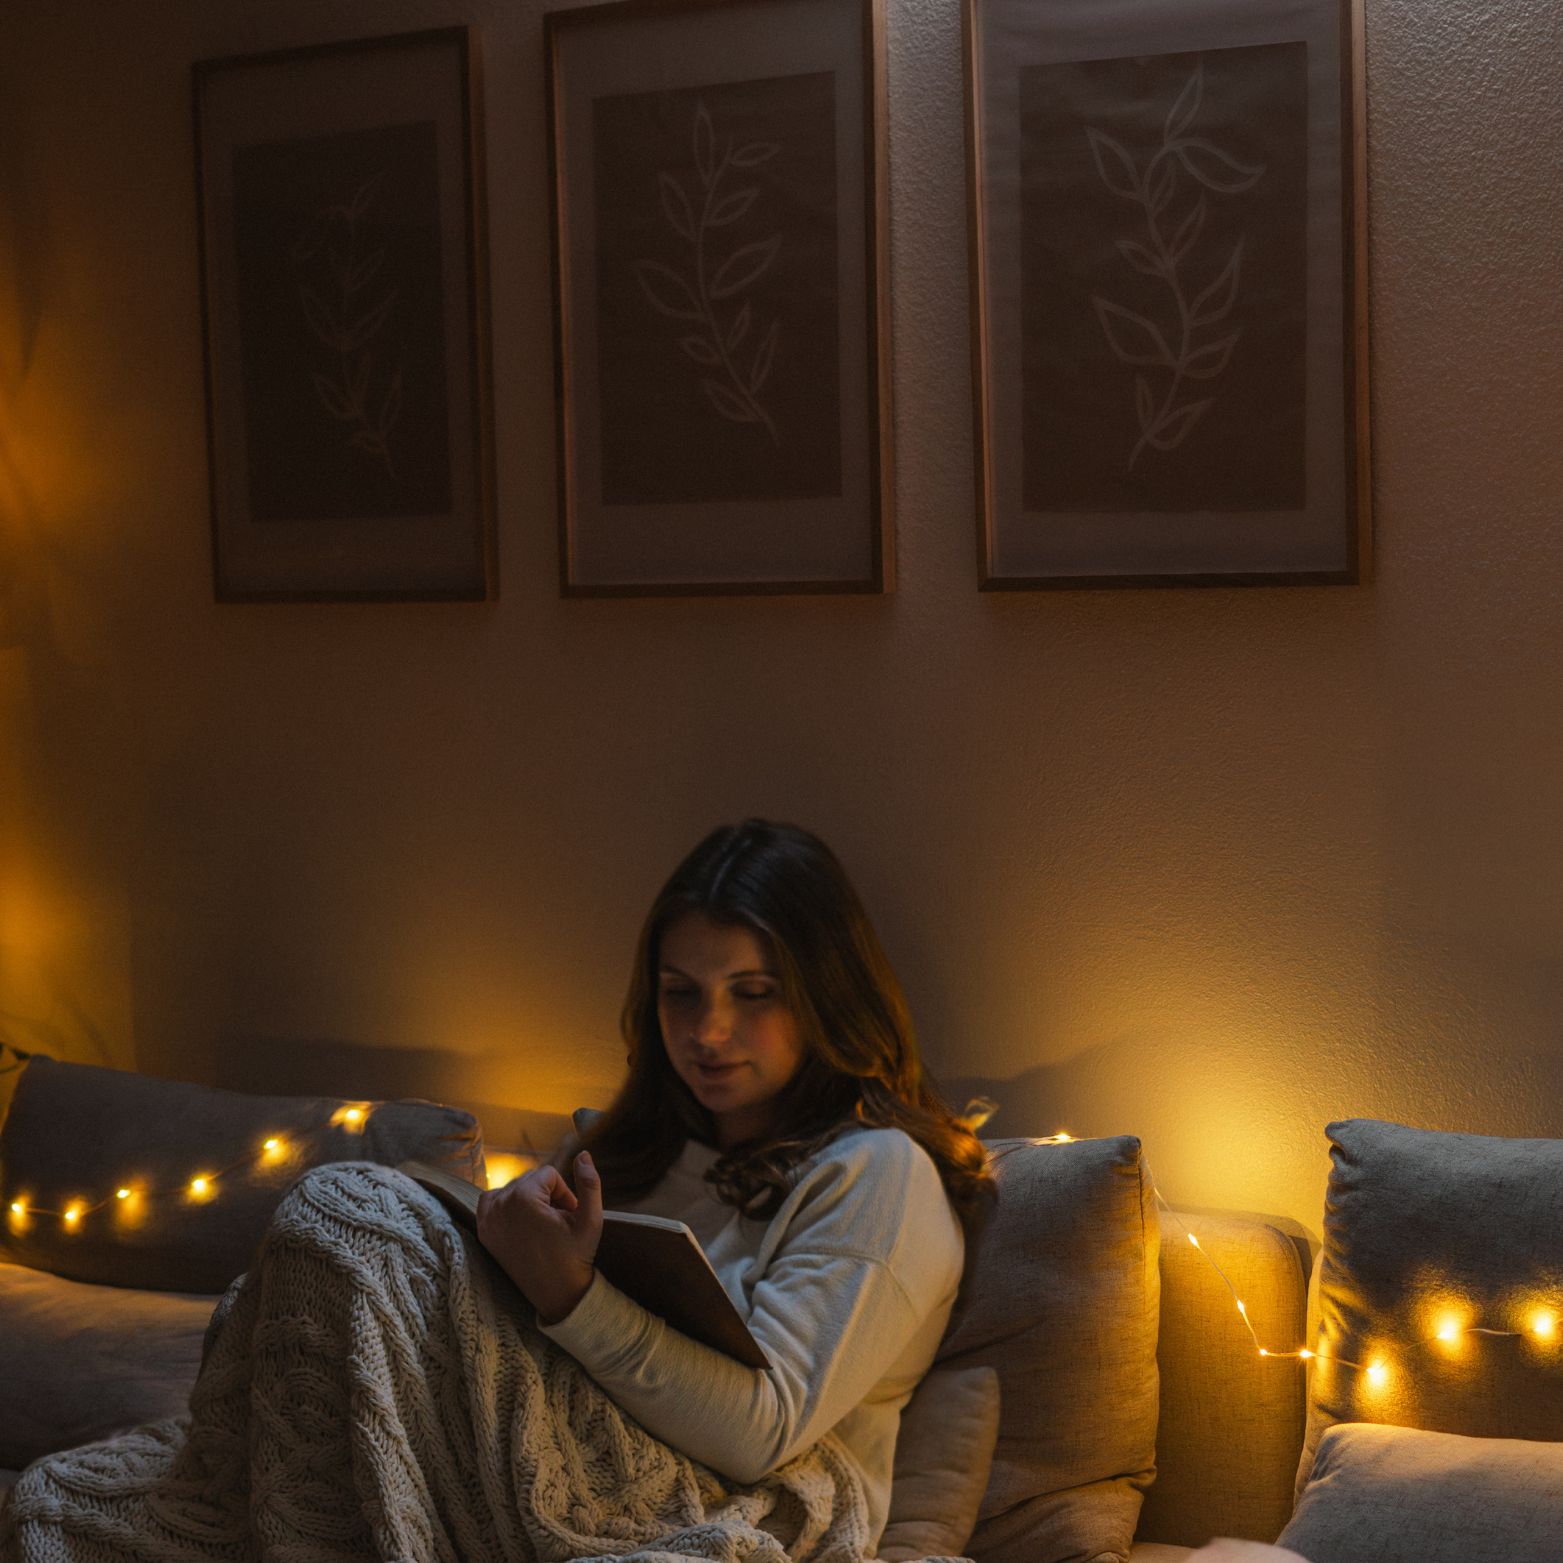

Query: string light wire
<box><xmin>1137</xmin><ymin>1152</ymin><xmax>1558</xmax><ymax>1385</ymax></box>
<box><xmin>8</xmin><ymin>1120</ymin><xmax>1559</xmax><ymax>1387</ymax></box>
<box><xmin>4</xmin><ymin>1111</ymin><xmax>371</xmax><ymax>1228</ymax></box>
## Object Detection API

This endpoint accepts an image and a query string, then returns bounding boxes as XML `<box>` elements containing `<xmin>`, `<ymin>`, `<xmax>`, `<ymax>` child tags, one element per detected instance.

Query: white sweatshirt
<box><xmin>539</xmin><ymin>1124</ymin><xmax>965</xmax><ymax>1547</ymax></box>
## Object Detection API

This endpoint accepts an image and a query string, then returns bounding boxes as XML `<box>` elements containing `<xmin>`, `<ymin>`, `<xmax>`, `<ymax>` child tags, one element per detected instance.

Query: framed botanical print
<box><xmin>193</xmin><ymin>27</ymin><xmax>495</xmax><ymax>600</ymax></box>
<box><xmin>966</xmin><ymin>0</ymin><xmax>1370</xmax><ymax>586</ymax></box>
<box><xmin>545</xmin><ymin>0</ymin><xmax>892</xmax><ymax>594</ymax></box>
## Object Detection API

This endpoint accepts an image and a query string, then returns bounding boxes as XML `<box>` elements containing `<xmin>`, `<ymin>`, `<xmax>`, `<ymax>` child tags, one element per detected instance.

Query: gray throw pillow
<box><xmin>936</xmin><ymin>1135</ymin><xmax>1160</xmax><ymax>1563</ymax></box>
<box><xmin>1279</xmin><ymin>1422</ymin><xmax>1563</xmax><ymax>1563</ymax></box>
<box><xmin>1298</xmin><ymin>1118</ymin><xmax>1563</xmax><ymax>1492</ymax></box>
<box><xmin>0</xmin><ymin>1057</ymin><xmax>484</xmax><ymax>1292</ymax></box>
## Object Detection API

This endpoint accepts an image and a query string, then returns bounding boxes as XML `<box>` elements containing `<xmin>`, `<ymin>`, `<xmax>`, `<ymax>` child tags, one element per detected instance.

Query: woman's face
<box><xmin>656</xmin><ymin>912</ymin><xmax>806</xmax><ymax>1148</ymax></box>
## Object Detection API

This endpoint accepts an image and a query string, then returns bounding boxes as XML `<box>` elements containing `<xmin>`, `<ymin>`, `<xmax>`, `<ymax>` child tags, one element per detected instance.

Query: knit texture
<box><xmin>0</xmin><ymin>1163</ymin><xmax>890</xmax><ymax>1563</ymax></box>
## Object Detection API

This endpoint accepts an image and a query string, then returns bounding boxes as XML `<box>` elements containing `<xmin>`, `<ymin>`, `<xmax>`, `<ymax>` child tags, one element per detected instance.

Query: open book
<box><xmin>398</xmin><ymin>1159</ymin><xmax>769</xmax><ymax>1369</ymax></box>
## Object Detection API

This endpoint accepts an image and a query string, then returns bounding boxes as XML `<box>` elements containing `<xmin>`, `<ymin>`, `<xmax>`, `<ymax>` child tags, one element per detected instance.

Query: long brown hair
<box><xmin>576</xmin><ymin>820</ymin><xmax>993</xmax><ymax>1237</ymax></box>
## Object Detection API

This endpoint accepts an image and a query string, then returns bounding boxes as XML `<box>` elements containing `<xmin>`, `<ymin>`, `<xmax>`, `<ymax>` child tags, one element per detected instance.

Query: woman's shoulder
<box><xmin>791</xmin><ymin>1123</ymin><xmax>951</xmax><ymax>1215</ymax></box>
<box><xmin>780</xmin><ymin>1123</ymin><xmax>962</xmax><ymax>1277</ymax></box>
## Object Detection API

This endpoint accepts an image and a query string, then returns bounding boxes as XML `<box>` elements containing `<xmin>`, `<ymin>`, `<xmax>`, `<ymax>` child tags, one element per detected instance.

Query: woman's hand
<box><xmin>476</xmin><ymin>1152</ymin><xmax>603</xmax><ymax>1324</ymax></box>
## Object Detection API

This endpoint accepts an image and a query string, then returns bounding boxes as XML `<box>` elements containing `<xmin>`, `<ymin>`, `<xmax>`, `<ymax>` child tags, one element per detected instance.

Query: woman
<box><xmin>476</xmin><ymin>818</ymin><xmax>993</xmax><ymax>1549</ymax></box>
<box><xmin>1</xmin><ymin>821</ymin><xmax>991</xmax><ymax>1563</ymax></box>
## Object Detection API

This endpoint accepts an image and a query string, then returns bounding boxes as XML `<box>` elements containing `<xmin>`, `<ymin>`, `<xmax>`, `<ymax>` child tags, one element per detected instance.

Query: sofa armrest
<box><xmin>0</xmin><ymin>1260</ymin><xmax>218</xmax><ymax>1471</ymax></box>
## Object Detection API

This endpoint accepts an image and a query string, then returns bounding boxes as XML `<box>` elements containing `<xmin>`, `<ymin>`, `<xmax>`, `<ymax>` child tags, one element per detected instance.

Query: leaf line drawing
<box><xmin>634</xmin><ymin>101</ymin><xmax>783</xmax><ymax>445</ymax></box>
<box><xmin>1084</xmin><ymin>62</ymin><xmax>1265</xmax><ymax>469</ymax></box>
<box><xmin>290</xmin><ymin>169</ymin><xmax>403</xmax><ymax>478</ymax></box>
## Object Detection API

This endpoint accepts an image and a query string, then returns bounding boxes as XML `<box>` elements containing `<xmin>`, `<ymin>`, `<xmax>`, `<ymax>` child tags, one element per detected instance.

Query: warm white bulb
<box><xmin>1436</xmin><ymin>1320</ymin><xmax>1461</xmax><ymax>1342</ymax></box>
<box><xmin>263</xmin><ymin>1137</ymin><xmax>281</xmax><ymax>1153</ymax></box>
<box><xmin>8</xmin><ymin>1201</ymin><xmax>24</xmax><ymax>1217</ymax></box>
<box><xmin>1366</xmin><ymin>1359</ymin><xmax>1388</xmax><ymax>1387</ymax></box>
<box><xmin>190</xmin><ymin>1177</ymin><xmax>210</xmax><ymax>1196</ymax></box>
<box><xmin>1531</xmin><ymin>1309</ymin><xmax>1559</xmax><ymax>1341</ymax></box>
<box><xmin>1299</xmin><ymin>1349</ymin><xmax>1314</xmax><ymax>1360</ymax></box>
<box><xmin>63</xmin><ymin>1204</ymin><xmax>82</xmax><ymax>1225</ymax></box>
<box><xmin>1187</xmin><ymin>1233</ymin><xmax>1201</xmax><ymax>1249</ymax></box>
<box><xmin>116</xmin><ymin>1188</ymin><xmax>131</xmax><ymax>1200</ymax></box>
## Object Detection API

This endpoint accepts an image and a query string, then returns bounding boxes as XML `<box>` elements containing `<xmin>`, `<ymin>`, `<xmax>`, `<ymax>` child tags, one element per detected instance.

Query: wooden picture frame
<box><xmin>545</xmin><ymin>0</ymin><xmax>892</xmax><ymax>596</ymax></box>
<box><xmin>965</xmin><ymin>0</ymin><xmax>1370</xmax><ymax>587</ymax></box>
<box><xmin>193</xmin><ymin>27</ymin><xmax>495</xmax><ymax>601</ymax></box>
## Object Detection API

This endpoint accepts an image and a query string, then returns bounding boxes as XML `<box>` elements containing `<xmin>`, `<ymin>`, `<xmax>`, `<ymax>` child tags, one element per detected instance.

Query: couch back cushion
<box><xmin>0</xmin><ymin>1259</ymin><xmax>216</xmax><ymax>1471</ymax></box>
<box><xmin>1298</xmin><ymin>1117</ymin><xmax>1563</xmax><ymax>1491</ymax></box>
<box><xmin>0</xmin><ymin>1057</ymin><xmax>484</xmax><ymax>1292</ymax></box>
<box><xmin>936</xmin><ymin>1134</ymin><xmax>1159</xmax><ymax>1563</ymax></box>
<box><xmin>1137</xmin><ymin>1207</ymin><xmax>1314</xmax><ymax>1548</ymax></box>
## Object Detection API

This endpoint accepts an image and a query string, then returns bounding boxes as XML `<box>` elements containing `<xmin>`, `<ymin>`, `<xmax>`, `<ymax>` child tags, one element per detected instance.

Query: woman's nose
<box><xmin>694</xmin><ymin>993</ymin><xmax>734</xmax><ymax>1043</ymax></box>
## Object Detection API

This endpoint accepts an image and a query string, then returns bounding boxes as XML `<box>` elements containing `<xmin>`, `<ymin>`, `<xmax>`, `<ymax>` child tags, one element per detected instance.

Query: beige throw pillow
<box><xmin>936</xmin><ymin>1135</ymin><xmax>1160</xmax><ymax>1563</ymax></box>
<box><xmin>878</xmin><ymin>1364</ymin><xmax>1001</xmax><ymax>1561</ymax></box>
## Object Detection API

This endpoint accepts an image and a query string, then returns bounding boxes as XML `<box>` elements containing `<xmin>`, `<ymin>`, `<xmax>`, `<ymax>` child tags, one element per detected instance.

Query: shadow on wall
<box><xmin>209</xmin><ymin>1036</ymin><xmax>574</xmax><ymax>1157</ymax></box>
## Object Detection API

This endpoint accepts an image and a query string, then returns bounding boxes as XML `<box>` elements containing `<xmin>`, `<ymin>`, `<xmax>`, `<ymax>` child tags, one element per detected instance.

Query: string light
<box><xmin>1137</xmin><ymin>1156</ymin><xmax>1561</xmax><ymax>1387</ymax></box>
<box><xmin>13</xmin><ymin>1116</ymin><xmax>1560</xmax><ymax>1395</ymax></box>
<box><xmin>2</xmin><ymin>1116</ymin><xmax>376</xmax><ymax>1231</ymax></box>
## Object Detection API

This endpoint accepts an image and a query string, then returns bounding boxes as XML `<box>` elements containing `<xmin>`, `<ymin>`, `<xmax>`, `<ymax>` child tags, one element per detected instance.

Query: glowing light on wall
<box><xmin>484</xmin><ymin>1150</ymin><xmax>540</xmax><ymax>1189</ymax></box>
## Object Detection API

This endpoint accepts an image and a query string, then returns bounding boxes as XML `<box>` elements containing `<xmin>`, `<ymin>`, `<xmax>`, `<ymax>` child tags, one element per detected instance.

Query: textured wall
<box><xmin>1</xmin><ymin>0</ymin><xmax>1559</xmax><ymax>1228</ymax></box>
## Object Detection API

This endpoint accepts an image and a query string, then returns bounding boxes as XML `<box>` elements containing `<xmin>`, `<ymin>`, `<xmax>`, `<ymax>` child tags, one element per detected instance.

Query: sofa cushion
<box><xmin>0</xmin><ymin>1258</ymin><xmax>216</xmax><ymax>1470</ymax></box>
<box><xmin>878</xmin><ymin>1363</ymin><xmax>1000</xmax><ymax>1561</ymax></box>
<box><xmin>1298</xmin><ymin>1118</ymin><xmax>1563</xmax><ymax>1491</ymax></box>
<box><xmin>936</xmin><ymin>1135</ymin><xmax>1159</xmax><ymax>1563</ymax></box>
<box><xmin>0</xmin><ymin>1057</ymin><xmax>484</xmax><ymax>1293</ymax></box>
<box><xmin>1137</xmin><ymin>1208</ymin><xmax>1313</xmax><ymax>1549</ymax></box>
<box><xmin>1279</xmin><ymin>1422</ymin><xmax>1563</xmax><ymax>1562</ymax></box>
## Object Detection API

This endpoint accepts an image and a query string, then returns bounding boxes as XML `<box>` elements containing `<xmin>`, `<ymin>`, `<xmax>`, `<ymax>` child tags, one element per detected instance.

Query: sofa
<box><xmin>2</xmin><ymin>1054</ymin><xmax>1560</xmax><ymax>1562</ymax></box>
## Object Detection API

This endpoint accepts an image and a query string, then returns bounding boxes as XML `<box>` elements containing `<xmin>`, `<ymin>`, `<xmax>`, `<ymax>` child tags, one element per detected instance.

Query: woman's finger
<box><xmin>524</xmin><ymin>1163</ymin><xmax>579</xmax><ymax>1212</ymax></box>
<box><xmin>572</xmin><ymin>1151</ymin><xmax>604</xmax><ymax>1246</ymax></box>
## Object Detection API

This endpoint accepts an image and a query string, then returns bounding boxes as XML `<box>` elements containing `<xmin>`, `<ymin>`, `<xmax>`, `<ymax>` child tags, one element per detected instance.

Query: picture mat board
<box><xmin>550</xmin><ymin>0</ymin><xmax>881</xmax><ymax>592</ymax></box>
<box><xmin>195</xmin><ymin>30</ymin><xmax>491</xmax><ymax>599</ymax></box>
<box><xmin>970</xmin><ymin>0</ymin><xmax>1363</xmax><ymax>584</ymax></box>
<box><xmin>594</xmin><ymin>71</ymin><xmax>844</xmax><ymax>508</ymax></box>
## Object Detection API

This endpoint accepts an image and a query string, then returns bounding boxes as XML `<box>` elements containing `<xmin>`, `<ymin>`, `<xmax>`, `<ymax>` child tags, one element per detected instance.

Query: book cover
<box><xmin>398</xmin><ymin>1158</ymin><xmax>769</xmax><ymax>1369</ymax></box>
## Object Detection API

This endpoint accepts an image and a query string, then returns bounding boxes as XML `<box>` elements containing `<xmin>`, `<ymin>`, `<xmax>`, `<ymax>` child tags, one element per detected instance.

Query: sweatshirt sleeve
<box><xmin>537</xmin><ymin>1130</ymin><xmax>962</xmax><ymax>1484</ymax></box>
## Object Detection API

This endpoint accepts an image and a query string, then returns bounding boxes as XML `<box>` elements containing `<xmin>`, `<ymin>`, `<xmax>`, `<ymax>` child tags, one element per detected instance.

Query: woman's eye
<box><xmin>736</xmin><ymin>988</ymin><xmax>775</xmax><ymax>1003</ymax></box>
<box><xmin>659</xmin><ymin>987</ymin><xmax>697</xmax><ymax>1004</ymax></box>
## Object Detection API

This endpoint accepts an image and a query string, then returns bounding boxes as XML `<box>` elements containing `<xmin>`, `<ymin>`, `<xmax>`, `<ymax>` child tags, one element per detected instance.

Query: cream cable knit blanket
<box><xmin>0</xmin><ymin>1163</ymin><xmax>878</xmax><ymax>1563</ymax></box>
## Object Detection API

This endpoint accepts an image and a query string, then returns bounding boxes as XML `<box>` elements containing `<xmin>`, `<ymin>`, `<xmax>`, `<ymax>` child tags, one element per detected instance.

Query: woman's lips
<box><xmin>693</xmin><ymin>1061</ymin><xmax>744</xmax><ymax>1082</ymax></box>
